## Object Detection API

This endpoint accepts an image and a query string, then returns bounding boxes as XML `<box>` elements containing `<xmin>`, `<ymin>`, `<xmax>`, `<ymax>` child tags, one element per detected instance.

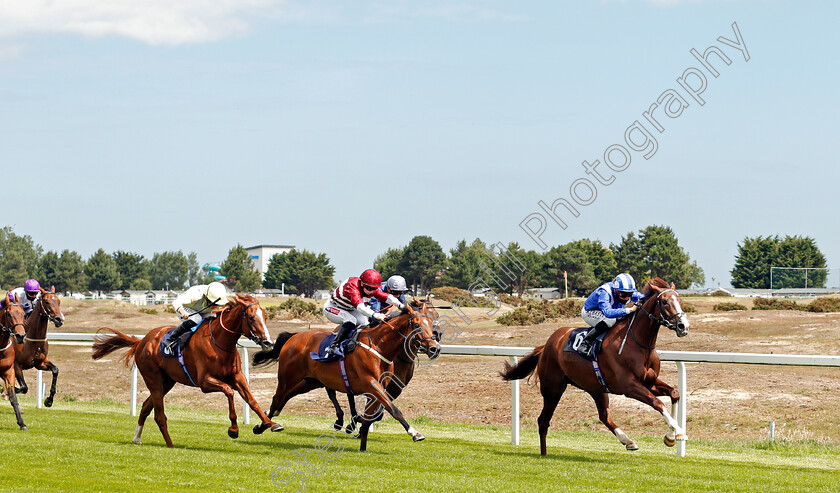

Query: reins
<box><xmin>624</xmin><ymin>288</ymin><xmax>685</xmax><ymax>351</ymax></box>
<box><xmin>211</xmin><ymin>301</ymin><xmax>262</xmax><ymax>353</ymax></box>
<box><xmin>358</xmin><ymin>306</ymin><xmax>434</xmax><ymax>363</ymax></box>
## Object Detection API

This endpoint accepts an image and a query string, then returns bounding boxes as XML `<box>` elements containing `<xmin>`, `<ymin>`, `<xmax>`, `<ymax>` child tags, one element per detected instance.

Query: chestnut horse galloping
<box><xmin>13</xmin><ymin>286</ymin><xmax>65</xmax><ymax>407</ymax></box>
<box><xmin>252</xmin><ymin>300</ymin><xmax>441</xmax><ymax>451</ymax></box>
<box><xmin>326</xmin><ymin>300</ymin><xmax>442</xmax><ymax>435</ymax></box>
<box><xmin>91</xmin><ymin>293</ymin><xmax>283</xmax><ymax>447</ymax></box>
<box><xmin>501</xmin><ymin>278</ymin><xmax>690</xmax><ymax>455</ymax></box>
<box><xmin>1</xmin><ymin>294</ymin><xmax>27</xmax><ymax>430</ymax></box>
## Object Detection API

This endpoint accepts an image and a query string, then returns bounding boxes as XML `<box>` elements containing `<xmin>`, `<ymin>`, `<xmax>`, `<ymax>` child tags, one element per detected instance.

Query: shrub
<box><xmin>681</xmin><ymin>301</ymin><xmax>697</xmax><ymax>313</ymax></box>
<box><xmin>751</xmin><ymin>298</ymin><xmax>804</xmax><ymax>311</ymax></box>
<box><xmin>708</xmin><ymin>289</ymin><xmax>732</xmax><ymax>297</ymax></box>
<box><xmin>807</xmin><ymin>297</ymin><xmax>840</xmax><ymax>313</ymax></box>
<box><xmin>266</xmin><ymin>298</ymin><xmax>323</xmax><ymax>321</ymax></box>
<box><xmin>497</xmin><ymin>299</ymin><xmax>584</xmax><ymax>326</ymax></box>
<box><xmin>139</xmin><ymin>308</ymin><xmax>158</xmax><ymax>315</ymax></box>
<box><xmin>500</xmin><ymin>294</ymin><xmax>528</xmax><ymax>307</ymax></box>
<box><xmin>712</xmin><ymin>302</ymin><xmax>747</xmax><ymax>312</ymax></box>
<box><xmin>430</xmin><ymin>286</ymin><xmax>494</xmax><ymax>307</ymax></box>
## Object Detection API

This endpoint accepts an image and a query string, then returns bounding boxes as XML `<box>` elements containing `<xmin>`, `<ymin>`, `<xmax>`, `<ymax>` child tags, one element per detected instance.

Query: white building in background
<box><xmin>245</xmin><ymin>244</ymin><xmax>295</xmax><ymax>280</ymax></box>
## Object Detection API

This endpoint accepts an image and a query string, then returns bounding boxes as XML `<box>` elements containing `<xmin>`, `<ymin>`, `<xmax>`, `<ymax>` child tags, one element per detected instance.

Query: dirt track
<box><xmin>20</xmin><ymin>297</ymin><xmax>840</xmax><ymax>444</ymax></box>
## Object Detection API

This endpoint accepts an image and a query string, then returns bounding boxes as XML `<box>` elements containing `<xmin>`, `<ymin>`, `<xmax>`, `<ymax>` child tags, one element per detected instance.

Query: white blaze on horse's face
<box><xmin>250</xmin><ymin>306</ymin><xmax>272</xmax><ymax>345</ymax></box>
<box><xmin>666</xmin><ymin>292</ymin><xmax>690</xmax><ymax>337</ymax></box>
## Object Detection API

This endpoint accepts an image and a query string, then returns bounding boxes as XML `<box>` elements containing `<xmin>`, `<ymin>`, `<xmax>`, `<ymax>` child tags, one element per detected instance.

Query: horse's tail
<box><xmin>500</xmin><ymin>345</ymin><xmax>544</xmax><ymax>381</ymax></box>
<box><xmin>91</xmin><ymin>328</ymin><xmax>142</xmax><ymax>367</ymax></box>
<box><xmin>252</xmin><ymin>331</ymin><xmax>296</xmax><ymax>367</ymax></box>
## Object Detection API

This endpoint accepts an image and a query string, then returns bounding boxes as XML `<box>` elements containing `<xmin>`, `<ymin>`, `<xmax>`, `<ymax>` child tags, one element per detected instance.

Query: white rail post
<box><xmin>36</xmin><ymin>370</ymin><xmax>44</xmax><ymax>409</ymax></box>
<box><xmin>676</xmin><ymin>361</ymin><xmax>687</xmax><ymax>458</ymax></box>
<box><xmin>241</xmin><ymin>347</ymin><xmax>250</xmax><ymax>425</ymax></box>
<box><xmin>130</xmin><ymin>363</ymin><xmax>138</xmax><ymax>416</ymax></box>
<box><xmin>510</xmin><ymin>356</ymin><xmax>520</xmax><ymax>446</ymax></box>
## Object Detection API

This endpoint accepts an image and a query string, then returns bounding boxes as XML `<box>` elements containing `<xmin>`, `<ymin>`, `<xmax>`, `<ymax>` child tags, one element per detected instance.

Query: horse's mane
<box><xmin>642</xmin><ymin>277</ymin><xmax>669</xmax><ymax>297</ymax></box>
<box><xmin>231</xmin><ymin>292</ymin><xmax>257</xmax><ymax>305</ymax></box>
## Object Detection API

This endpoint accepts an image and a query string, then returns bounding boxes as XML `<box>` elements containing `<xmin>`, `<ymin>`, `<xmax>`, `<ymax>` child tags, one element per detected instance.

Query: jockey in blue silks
<box><xmin>368</xmin><ymin>275</ymin><xmax>408</xmax><ymax>314</ymax></box>
<box><xmin>578</xmin><ymin>273</ymin><xmax>645</xmax><ymax>355</ymax></box>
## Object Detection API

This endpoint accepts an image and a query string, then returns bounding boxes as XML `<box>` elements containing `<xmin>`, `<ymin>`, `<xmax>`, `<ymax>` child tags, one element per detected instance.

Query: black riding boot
<box><xmin>164</xmin><ymin>319</ymin><xmax>197</xmax><ymax>354</ymax></box>
<box><xmin>326</xmin><ymin>322</ymin><xmax>356</xmax><ymax>355</ymax></box>
<box><xmin>578</xmin><ymin>321</ymin><xmax>610</xmax><ymax>355</ymax></box>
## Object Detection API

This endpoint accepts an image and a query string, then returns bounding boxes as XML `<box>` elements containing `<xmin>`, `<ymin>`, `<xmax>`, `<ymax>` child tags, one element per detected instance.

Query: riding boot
<box><xmin>578</xmin><ymin>321</ymin><xmax>610</xmax><ymax>355</ymax></box>
<box><xmin>164</xmin><ymin>319</ymin><xmax>197</xmax><ymax>355</ymax></box>
<box><xmin>326</xmin><ymin>322</ymin><xmax>355</xmax><ymax>355</ymax></box>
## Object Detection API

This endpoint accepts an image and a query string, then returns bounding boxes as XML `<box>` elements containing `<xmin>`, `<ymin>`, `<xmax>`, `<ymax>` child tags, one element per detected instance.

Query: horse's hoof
<box><xmin>332</xmin><ymin>422</ymin><xmax>342</xmax><ymax>431</ymax></box>
<box><xmin>412</xmin><ymin>433</ymin><xmax>425</xmax><ymax>442</ymax></box>
<box><xmin>19</xmin><ymin>425</ymin><xmax>28</xmax><ymax>431</ymax></box>
<box><xmin>675</xmin><ymin>434</ymin><xmax>688</xmax><ymax>441</ymax></box>
<box><xmin>270</xmin><ymin>423</ymin><xmax>284</xmax><ymax>432</ymax></box>
<box><xmin>626</xmin><ymin>442</ymin><xmax>639</xmax><ymax>451</ymax></box>
<box><xmin>253</xmin><ymin>424</ymin><xmax>267</xmax><ymax>435</ymax></box>
<box><xmin>133</xmin><ymin>438</ymin><xmax>142</xmax><ymax>445</ymax></box>
<box><xmin>44</xmin><ymin>397</ymin><xmax>53</xmax><ymax>408</ymax></box>
<box><xmin>664</xmin><ymin>435</ymin><xmax>676</xmax><ymax>447</ymax></box>
<box><xmin>344</xmin><ymin>424</ymin><xmax>356</xmax><ymax>435</ymax></box>
<box><xmin>228</xmin><ymin>429</ymin><xmax>239</xmax><ymax>439</ymax></box>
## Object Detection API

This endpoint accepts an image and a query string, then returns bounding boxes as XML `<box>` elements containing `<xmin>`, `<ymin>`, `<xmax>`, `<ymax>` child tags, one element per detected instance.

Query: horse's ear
<box><xmin>14</xmin><ymin>293</ymin><xmax>20</xmax><ymax>303</ymax></box>
<box><xmin>670</xmin><ymin>282</ymin><xmax>676</xmax><ymax>290</ymax></box>
<box><xmin>51</xmin><ymin>285</ymin><xmax>56</xmax><ymax>293</ymax></box>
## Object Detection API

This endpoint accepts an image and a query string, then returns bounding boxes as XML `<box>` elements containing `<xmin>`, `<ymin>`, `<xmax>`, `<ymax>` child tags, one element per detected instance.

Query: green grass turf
<box><xmin>1</xmin><ymin>396</ymin><xmax>838</xmax><ymax>493</ymax></box>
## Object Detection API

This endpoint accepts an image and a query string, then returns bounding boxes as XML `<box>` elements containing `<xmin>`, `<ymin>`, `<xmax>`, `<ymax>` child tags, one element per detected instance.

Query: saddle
<box><xmin>563</xmin><ymin>327</ymin><xmax>607</xmax><ymax>361</ymax></box>
<box><xmin>159</xmin><ymin>317</ymin><xmax>210</xmax><ymax>358</ymax></box>
<box><xmin>309</xmin><ymin>333</ymin><xmax>355</xmax><ymax>362</ymax></box>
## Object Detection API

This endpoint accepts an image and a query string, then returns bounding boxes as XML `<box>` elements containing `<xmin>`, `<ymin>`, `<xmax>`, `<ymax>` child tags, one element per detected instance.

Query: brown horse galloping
<box><xmin>1</xmin><ymin>294</ymin><xmax>28</xmax><ymax>430</ymax></box>
<box><xmin>501</xmin><ymin>278</ymin><xmax>690</xmax><ymax>455</ymax></box>
<box><xmin>326</xmin><ymin>300</ymin><xmax>442</xmax><ymax>435</ymax></box>
<box><xmin>13</xmin><ymin>286</ymin><xmax>65</xmax><ymax>407</ymax></box>
<box><xmin>252</xmin><ymin>300</ymin><xmax>441</xmax><ymax>451</ymax></box>
<box><xmin>91</xmin><ymin>293</ymin><xmax>283</xmax><ymax>447</ymax></box>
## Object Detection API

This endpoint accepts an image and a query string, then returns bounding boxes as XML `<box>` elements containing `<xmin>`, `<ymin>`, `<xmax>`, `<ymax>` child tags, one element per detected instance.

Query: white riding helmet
<box><xmin>386</xmin><ymin>275</ymin><xmax>408</xmax><ymax>293</ymax></box>
<box><xmin>204</xmin><ymin>282</ymin><xmax>228</xmax><ymax>305</ymax></box>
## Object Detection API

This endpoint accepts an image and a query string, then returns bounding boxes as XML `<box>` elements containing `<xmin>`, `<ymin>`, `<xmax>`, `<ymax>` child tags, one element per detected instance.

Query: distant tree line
<box><xmin>0</xmin><ymin>227</ymin><xmax>270</xmax><ymax>294</ymax></box>
<box><xmin>371</xmin><ymin>225</ymin><xmax>706</xmax><ymax>296</ymax></box>
<box><xmin>730</xmin><ymin>235</ymin><xmax>827</xmax><ymax>289</ymax></box>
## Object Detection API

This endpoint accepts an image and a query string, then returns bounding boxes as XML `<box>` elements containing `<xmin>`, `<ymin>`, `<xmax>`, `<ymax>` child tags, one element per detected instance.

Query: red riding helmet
<box><xmin>359</xmin><ymin>269</ymin><xmax>382</xmax><ymax>288</ymax></box>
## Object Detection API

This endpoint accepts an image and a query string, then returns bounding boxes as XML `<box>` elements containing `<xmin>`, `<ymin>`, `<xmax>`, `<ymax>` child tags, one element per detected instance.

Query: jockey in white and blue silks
<box><xmin>368</xmin><ymin>275</ymin><xmax>408</xmax><ymax>314</ymax></box>
<box><xmin>578</xmin><ymin>273</ymin><xmax>645</xmax><ymax>354</ymax></box>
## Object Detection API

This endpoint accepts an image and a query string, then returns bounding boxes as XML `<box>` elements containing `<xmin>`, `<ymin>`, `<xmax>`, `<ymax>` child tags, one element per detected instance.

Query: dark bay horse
<box><xmin>1</xmin><ymin>294</ymin><xmax>28</xmax><ymax>430</ymax></box>
<box><xmin>91</xmin><ymin>293</ymin><xmax>283</xmax><ymax>447</ymax></box>
<box><xmin>252</xmin><ymin>301</ymin><xmax>441</xmax><ymax>451</ymax></box>
<box><xmin>326</xmin><ymin>301</ymin><xmax>442</xmax><ymax>435</ymax></box>
<box><xmin>501</xmin><ymin>278</ymin><xmax>690</xmax><ymax>455</ymax></box>
<box><xmin>13</xmin><ymin>286</ymin><xmax>65</xmax><ymax>407</ymax></box>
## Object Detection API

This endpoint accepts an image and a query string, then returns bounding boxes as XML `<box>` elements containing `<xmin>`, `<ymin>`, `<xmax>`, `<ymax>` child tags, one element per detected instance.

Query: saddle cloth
<box><xmin>309</xmin><ymin>333</ymin><xmax>354</xmax><ymax>362</ymax></box>
<box><xmin>563</xmin><ymin>327</ymin><xmax>607</xmax><ymax>361</ymax></box>
<box><xmin>159</xmin><ymin>317</ymin><xmax>209</xmax><ymax>358</ymax></box>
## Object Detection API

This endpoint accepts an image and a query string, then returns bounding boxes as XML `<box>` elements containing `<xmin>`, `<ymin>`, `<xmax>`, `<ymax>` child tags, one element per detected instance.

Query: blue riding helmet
<box><xmin>612</xmin><ymin>273</ymin><xmax>636</xmax><ymax>293</ymax></box>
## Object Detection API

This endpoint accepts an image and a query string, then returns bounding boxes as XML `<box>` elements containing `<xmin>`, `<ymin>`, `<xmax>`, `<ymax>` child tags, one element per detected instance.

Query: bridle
<box><xmin>622</xmin><ymin>288</ymin><xmax>686</xmax><ymax>351</ymax></box>
<box><xmin>0</xmin><ymin>304</ymin><xmax>25</xmax><ymax>340</ymax></box>
<box><xmin>38</xmin><ymin>293</ymin><xmax>63</xmax><ymax>325</ymax></box>
<box><xmin>637</xmin><ymin>288</ymin><xmax>685</xmax><ymax>332</ymax></box>
<box><xmin>370</xmin><ymin>306</ymin><xmax>437</xmax><ymax>350</ymax></box>
<box><xmin>214</xmin><ymin>302</ymin><xmax>266</xmax><ymax>352</ymax></box>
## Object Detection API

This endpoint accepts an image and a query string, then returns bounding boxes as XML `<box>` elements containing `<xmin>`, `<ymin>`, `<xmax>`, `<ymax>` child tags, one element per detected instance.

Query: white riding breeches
<box><xmin>581</xmin><ymin>307</ymin><xmax>617</xmax><ymax>328</ymax></box>
<box><xmin>323</xmin><ymin>300</ymin><xmax>370</xmax><ymax>327</ymax></box>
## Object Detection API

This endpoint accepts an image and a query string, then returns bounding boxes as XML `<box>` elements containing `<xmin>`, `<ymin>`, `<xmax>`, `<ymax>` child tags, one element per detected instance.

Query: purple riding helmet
<box><xmin>24</xmin><ymin>279</ymin><xmax>40</xmax><ymax>294</ymax></box>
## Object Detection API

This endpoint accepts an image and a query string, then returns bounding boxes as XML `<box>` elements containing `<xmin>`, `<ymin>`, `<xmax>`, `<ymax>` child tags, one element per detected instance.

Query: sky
<box><xmin>1</xmin><ymin>0</ymin><xmax>838</xmax><ymax>287</ymax></box>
